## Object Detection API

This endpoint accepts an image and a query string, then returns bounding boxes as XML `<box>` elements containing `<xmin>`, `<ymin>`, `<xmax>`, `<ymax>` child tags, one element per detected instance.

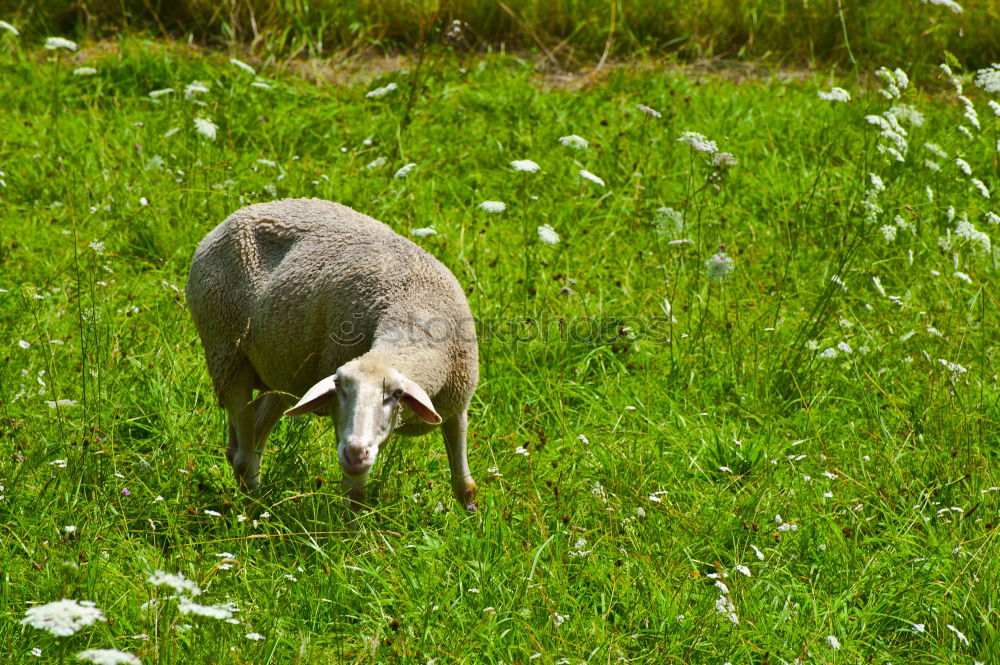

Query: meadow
<box><xmin>1</xmin><ymin>9</ymin><xmax>1000</xmax><ymax>665</ymax></box>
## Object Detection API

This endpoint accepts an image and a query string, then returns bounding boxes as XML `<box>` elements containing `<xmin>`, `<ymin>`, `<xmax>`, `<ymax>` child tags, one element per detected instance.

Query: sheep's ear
<box><xmin>285</xmin><ymin>375</ymin><xmax>337</xmax><ymax>416</ymax></box>
<box><xmin>399</xmin><ymin>376</ymin><xmax>442</xmax><ymax>425</ymax></box>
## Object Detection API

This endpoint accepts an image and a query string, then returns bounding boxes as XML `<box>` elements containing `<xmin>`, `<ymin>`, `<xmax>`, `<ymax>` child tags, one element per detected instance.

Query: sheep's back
<box><xmin>188</xmin><ymin>198</ymin><xmax>477</xmax><ymax>411</ymax></box>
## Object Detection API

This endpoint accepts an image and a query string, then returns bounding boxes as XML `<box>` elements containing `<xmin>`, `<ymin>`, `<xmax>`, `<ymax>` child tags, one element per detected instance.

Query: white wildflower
<box><xmin>990</xmin><ymin>100</ymin><xmax>1000</xmax><ymax>117</ymax></box>
<box><xmin>826</xmin><ymin>635</ymin><xmax>841</xmax><ymax>650</ymax></box>
<box><xmin>831</xmin><ymin>274</ymin><xmax>847</xmax><ymax>291</ymax></box>
<box><xmin>73</xmin><ymin>67</ymin><xmax>97</xmax><ymax>76</ymax></box>
<box><xmin>193</xmin><ymin>117</ymin><xmax>218</xmax><ymax>140</ymax></box>
<box><xmin>938</xmin><ymin>358</ymin><xmax>968</xmax><ymax>374</ymax></box>
<box><xmin>959</xmin><ymin>95</ymin><xmax>980</xmax><ymax>130</ymax></box>
<box><xmin>245</xmin><ymin>632</ymin><xmax>265</xmax><ymax>641</ymax></box>
<box><xmin>819</xmin><ymin>348</ymin><xmax>838</xmax><ymax>359</ymax></box>
<box><xmin>45</xmin><ymin>400</ymin><xmax>78</xmax><ymax>408</ymax></box>
<box><xmin>178</xmin><ymin>598</ymin><xmax>237</xmax><ymax>620</ymax></box>
<box><xmin>705</xmin><ymin>253</ymin><xmax>734</xmax><ymax>281</ymax></box>
<box><xmin>751</xmin><ymin>544</ymin><xmax>764</xmax><ymax>560</ymax></box>
<box><xmin>654</xmin><ymin>207</ymin><xmax>684</xmax><ymax>236</ymax></box>
<box><xmin>869</xmin><ymin>173</ymin><xmax>885</xmax><ymax>192</ymax></box>
<box><xmin>579</xmin><ymin>169</ymin><xmax>605</xmax><ymax>187</ymax></box>
<box><xmin>411</xmin><ymin>227</ymin><xmax>436</xmax><ymax>237</ymax></box>
<box><xmin>148</xmin><ymin>88</ymin><xmax>174</xmax><ymax>99</ymax></box>
<box><xmin>76</xmin><ymin>649</ymin><xmax>140</xmax><ymax>665</ymax></box>
<box><xmin>365</xmin><ymin>82</ymin><xmax>398</xmax><ymax>99</ymax></box>
<box><xmin>923</xmin><ymin>0</ymin><xmax>963</xmax><ymax>12</ymax></box>
<box><xmin>711</xmin><ymin>152</ymin><xmax>738</xmax><ymax>168</ymax></box>
<box><xmin>514</xmin><ymin>446</ymin><xmax>529</xmax><ymax>456</ymax></box>
<box><xmin>18</xmin><ymin>339</ymin><xmax>30</xmax><ymax>349</ymax></box>
<box><xmin>889</xmin><ymin>104</ymin><xmax>924</xmax><ymax>126</ymax></box>
<box><xmin>925</xmin><ymin>159</ymin><xmax>941</xmax><ymax>172</ymax></box>
<box><xmin>714</xmin><ymin>596</ymin><xmax>738</xmax><ymax>624</ymax></box>
<box><xmin>926</xmin><ymin>186</ymin><xmax>934</xmax><ymax>202</ymax></box>
<box><xmin>229</xmin><ymin>58</ymin><xmax>256</xmax><ymax>75</ymax></box>
<box><xmin>510</xmin><ymin>159</ymin><xmax>540</xmax><ymax>173</ymax></box>
<box><xmin>946</xmin><ymin>624</ymin><xmax>969</xmax><ymax>645</ymax></box>
<box><xmin>147</xmin><ymin>570</ymin><xmax>201</xmax><ymax>596</ymax></box>
<box><xmin>911</xmin><ymin>623</ymin><xmax>925</xmax><ymax>633</ymax></box>
<box><xmin>45</xmin><ymin>37</ymin><xmax>78</xmax><ymax>51</ymax></box>
<box><xmin>872</xmin><ymin>275</ymin><xmax>885</xmax><ymax>296</ymax></box>
<box><xmin>537</xmin><ymin>224</ymin><xmax>560</xmax><ymax>245</ymax></box>
<box><xmin>0</xmin><ymin>20</ymin><xmax>20</xmax><ymax>36</ymax></box>
<box><xmin>393</xmin><ymin>163</ymin><xmax>416</xmax><ymax>179</ymax></box>
<box><xmin>986</xmin><ymin>211</ymin><xmax>1000</xmax><ymax>225</ymax></box>
<box><xmin>957</xmin><ymin>125</ymin><xmax>973</xmax><ymax>140</ymax></box>
<box><xmin>974</xmin><ymin>64</ymin><xmax>1000</xmax><ymax>93</ymax></box>
<box><xmin>21</xmin><ymin>600</ymin><xmax>106</xmax><ymax>636</ymax></box>
<box><xmin>478</xmin><ymin>200</ymin><xmax>506</xmax><ymax>213</ymax></box>
<box><xmin>924</xmin><ymin>142</ymin><xmax>947</xmax><ymax>159</ymax></box>
<box><xmin>955</xmin><ymin>158</ymin><xmax>972</xmax><ymax>176</ymax></box>
<box><xmin>971</xmin><ymin>178</ymin><xmax>990</xmax><ymax>199</ymax></box>
<box><xmin>837</xmin><ymin>341</ymin><xmax>852</xmax><ymax>355</ymax></box>
<box><xmin>552</xmin><ymin>612</ymin><xmax>569</xmax><ymax>627</ymax></box>
<box><xmin>880</xmin><ymin>224</ymin><xmax>897</xmax><ymax>242</ymax></box>
<box><xmin>735</xmin><ymin>565</ymin><xmax>751</xmax><ymax>577</ymax></box>
<box><xmin>818</xmin><ymin>87</ymin><xmax>850</xmax><ymax>102</ymax></box>
<box><xmin>558</xmin><ymin>135</ymin><xmax>588</xmax><ymax>149</ymax></box>
<box><xmin>636</xmin><ymin>104</ymin><xmax>662</xmax><ymax>118</ymax></box>
<box><xmin>955</xmin><ymin>216</ymin><xmax>991</xmax><ymax>253</ymax></box>
<box><xmin>184</xmin><ymin>80</ymin><xmax>210</xmax><ymax>97</ymax></box>
<box><xmin>365</xmin><ymin>156</ymin><xmax>386</xmax><ymax>170</ymax></box>
<box><xmin>677</xmin><ymin>131</ymin><xmax>717</xmax><ymax>153</ymax></box>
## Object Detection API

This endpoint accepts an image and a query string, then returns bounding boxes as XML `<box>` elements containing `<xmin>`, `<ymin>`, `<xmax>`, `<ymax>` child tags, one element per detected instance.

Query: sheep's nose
<box><xmin>341</xmin><ymin>445</ymin><xmax>371</xmax><ymax>473</ymax></box>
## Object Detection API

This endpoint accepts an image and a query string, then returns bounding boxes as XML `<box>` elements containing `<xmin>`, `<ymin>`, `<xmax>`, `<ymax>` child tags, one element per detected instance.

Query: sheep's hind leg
<box><xmin>443</xmin><ymin>410</ymin><xmax>477</xmax><ymax>511</ymax></box>
<box><xmin>221</xmin><ymin>366</ymin><xmax>259</xmax><ymax>492</ymax></box>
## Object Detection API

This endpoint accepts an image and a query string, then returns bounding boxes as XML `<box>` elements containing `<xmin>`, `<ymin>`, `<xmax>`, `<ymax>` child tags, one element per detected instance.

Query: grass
<box><xmin>1</xmin><ymin>25</ymin><xmax>1000</xmax><ymax>665</ymax></box>
<box><xmin>6</xmin><ymin>0</ymin><xmax>1000</xmax><ymax>71</ymax></box>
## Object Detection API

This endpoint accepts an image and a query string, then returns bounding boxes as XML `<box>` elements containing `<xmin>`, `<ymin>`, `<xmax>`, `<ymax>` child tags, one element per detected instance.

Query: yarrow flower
<box><xmin>636</xmin><ymin>104</ymin><xmax>662</xmax><ymax>118</ymax></box>
<box><xmin>21</xmin><ymin>599</ymin><xmax>106</xmax><ymax>636</ymax></box>
<box><xmin>677</xmin><ymin>131</ymin><xmax>717</xmax><ymax>154</ymax></box>
<box><xmin>478</xmin><ymin>200</ymin><xmax>506</xmax><ymax>213</ymax></box>
<box><xmin>393</xmin><ymin>163</ymin><xmax>416</xmax><ymax>179</ymax></box>
<box><xmin>193</xmin><ymin>117</ymin><xmax>218</xmax><ymax>140</ymax></box>
<box><xmin>705</xmin><ymin>253</ymin><xmax>734</xmax><ymax>281</ymax></box>
<box><xmin>45</xmin><ymin>37</ymin><xmax>78</xmax><ymax>51</ymax></box>
<box><xmin>579</xmin><ymin>169</ymin><xmax>605</xmax><ymax>187</ymax></box>
<box><xmin>558</xmin><ymin>135</ymin><xmax>588</xmax><ymax>149</ymax></box>
<box><xmin>229</xmin><ymin>58</ymin><xmax>256</xmax><ymax>75</ymax></box>
<box><xmin>147</xmin><ymin>570</ymin><xmax>202</xmax><ymax>596</ymax></box>
<box><xmin>73</xmin><ymin>67</ymin><xmax>97</xmax><ymax>76</ymax></box>
<box><xmin>818</xmin><ymin>87</ymin><xmax>850</xmax><ymax>102</ymax></box>
<box><xmin>184</xmin><ymin>80</ymin><xmax>210</xmax><ymax>97</ymax></box>
<box><xmin>712</xmin><ymin>152</ymin><xmax>737</xmax><ymax>168</ymax></box>
<box><xmin>826</xmin><ymin>635</ymin><xmax>841</xmax><ymax>650</ymax></box>
<box><xmin>510</xmin><ymin>159</ymin><xmax>540</xmax><ymax>173</ymax></box>
<box><xmin>365</xmin><ymin>82</ymin><xmax>398</xmax><ymax>99</ymax></box>
<box><xmin>974</xmin><ymin>64</ymin><xmax>1000</xmax><ymax>93</ymax></box>
<box><xmin>178</xmin><ymin>598</ymin><xmax>238</xmax><ymax>620</ymax></box>
<box><xmin>537</xmin><ymin>224</ymin><xmax>560</xmax><ymax>245</ymax></box>
<box><xmin>922</xmin><ymin>0</ymin><xmax>963</xmax><ymax>12</ymax></box>
<box><xmin>76</xmin><ymin>649</ymin><xmax>141</xmax><ymax>665</ymax></box>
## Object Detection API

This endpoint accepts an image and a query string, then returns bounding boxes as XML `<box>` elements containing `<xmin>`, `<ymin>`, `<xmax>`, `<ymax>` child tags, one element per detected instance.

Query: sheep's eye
<box><xmin>392</xmin><ymin>387</ymin><xmax>405</xmax><ymax>400</ymax></box>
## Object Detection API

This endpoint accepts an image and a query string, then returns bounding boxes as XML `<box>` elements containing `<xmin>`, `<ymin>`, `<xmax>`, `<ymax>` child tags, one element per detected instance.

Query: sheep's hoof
<box><xmin>453</xmin><ymin>478</ymin><xmax>477</xmax><ymax>512</ymax></box>
<box><xmin>231</xmin><ymin>452</ymin><xmax>261</xmax><ymax>493</ymax></box>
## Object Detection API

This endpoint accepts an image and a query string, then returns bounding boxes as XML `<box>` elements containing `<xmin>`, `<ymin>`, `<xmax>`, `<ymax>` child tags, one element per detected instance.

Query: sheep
<box><xmin>185</xmin><ymin>198</ymin><xmax>479</xmax><ymax>510</ymax></box>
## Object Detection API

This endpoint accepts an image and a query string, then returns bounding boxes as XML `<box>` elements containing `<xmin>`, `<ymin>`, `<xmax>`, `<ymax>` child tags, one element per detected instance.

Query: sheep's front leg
<box><xmin>443</xmin><ymin>410</ymin><xmax>477</xmax><ymax>511</ymax></box>
<box><xmin>221</xmin><ymin>368</ymin><xmax>259</xmax><ymax>492</ymax></box>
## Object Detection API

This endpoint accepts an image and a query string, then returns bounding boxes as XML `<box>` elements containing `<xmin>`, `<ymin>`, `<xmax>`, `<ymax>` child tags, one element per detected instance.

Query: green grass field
<box><xmin>2</xmin><ymin>17</ymin><xmax>1000</xmax><ymax>665</ymax></box>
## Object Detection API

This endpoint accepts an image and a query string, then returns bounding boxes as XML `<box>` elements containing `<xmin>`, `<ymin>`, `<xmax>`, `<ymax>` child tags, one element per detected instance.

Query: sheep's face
<box><xmin>285</xmin><ymin>359</ymin><xmax>442</xmax><ymax>481</ymax></box>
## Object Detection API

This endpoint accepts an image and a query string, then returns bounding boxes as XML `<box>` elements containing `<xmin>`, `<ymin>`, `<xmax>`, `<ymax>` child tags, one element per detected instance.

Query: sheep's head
<box><xmin>284</xmin><ymin>357</ymin><xmax>441</xmax><ymax>491</ymax></box>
